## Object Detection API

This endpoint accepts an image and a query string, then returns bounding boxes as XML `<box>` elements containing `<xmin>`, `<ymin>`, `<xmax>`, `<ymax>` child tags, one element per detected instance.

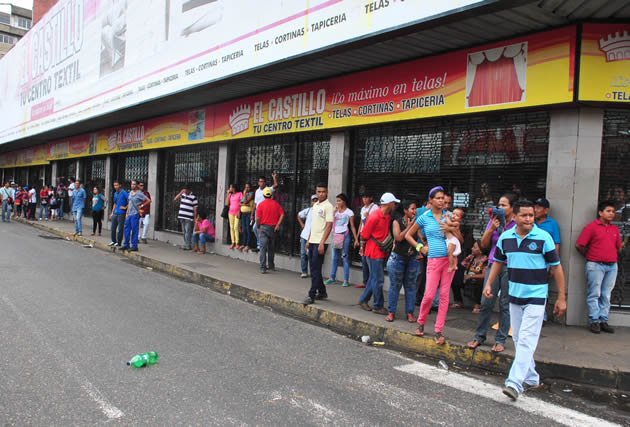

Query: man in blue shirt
<box><xmin>108</xmin><ymin>181</ymin><xmax>128</xmax><ymax>247</ymax></box>
<box><xmin>484</xmin><ymin>199</ymin><xmax>566</xmax><ymax>401</ymax></box>
<box><xmin>534</xmin><ymin>198</ymin><xmax>561</xmax><ymax>252</ymax></box>
<box><xmin>121</xmin><ymin>180</ymin><xmax>147</xmax><ymax>252</ymax></box>
<box><xmin>72</xmin><ymin>179</ymin><xmax>87</xmax><ymax>236</ymax></box>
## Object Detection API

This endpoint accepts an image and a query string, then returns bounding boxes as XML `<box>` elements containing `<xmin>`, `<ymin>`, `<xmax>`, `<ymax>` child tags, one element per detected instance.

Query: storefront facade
<box><xmin>0</xmin><ymin>19</ymin><xmax>629</xmax><ymax>326</ymax></box>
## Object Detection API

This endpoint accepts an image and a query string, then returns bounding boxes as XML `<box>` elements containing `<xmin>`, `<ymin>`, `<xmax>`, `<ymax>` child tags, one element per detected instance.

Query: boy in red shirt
<box><xmin>576</xmin><ymin>200</ymin><xmax>622</xmax><ymax>334</ymax></box>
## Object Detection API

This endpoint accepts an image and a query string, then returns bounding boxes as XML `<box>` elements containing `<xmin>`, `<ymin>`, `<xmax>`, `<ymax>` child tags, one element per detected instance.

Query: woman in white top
<box><xmin>325</xmin><ymin>193</ymin><xmax>359</xmax><ymax>287</ymax></box>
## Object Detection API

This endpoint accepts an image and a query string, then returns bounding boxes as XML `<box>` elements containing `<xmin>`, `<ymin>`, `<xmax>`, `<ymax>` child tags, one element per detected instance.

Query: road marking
<box><xmin>1</xmin><ymin>295</ymin><xmax>124</xmax><ymax>421</ymax></box>
<box><xmin>394</xmin><ymin>362</ymin><xmax>619</xmax><ymax>427</ymax></box>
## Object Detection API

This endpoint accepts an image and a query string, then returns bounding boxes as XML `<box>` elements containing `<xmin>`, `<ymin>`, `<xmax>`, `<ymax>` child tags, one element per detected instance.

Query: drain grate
<box><xmin>38</xmin><ymin>235</ymin><xmax>64</xmax><ymax>240</ymax></box>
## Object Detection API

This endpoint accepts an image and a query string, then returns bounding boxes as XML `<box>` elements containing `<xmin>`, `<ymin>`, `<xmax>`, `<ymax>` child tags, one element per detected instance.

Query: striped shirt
<box><xmin>415</xmin><ymin>209</ymin><xmax>448</xmax><ymax>258</ymax></box>
<box><xmin>493</xmin><ymin>224</ymin><xmax>560</xmax><ymax>306</ymax></box>
<box><xmin>177</xmin><ymin>193</ymin><xmax>198</xmax><ymax>221</ymax></box>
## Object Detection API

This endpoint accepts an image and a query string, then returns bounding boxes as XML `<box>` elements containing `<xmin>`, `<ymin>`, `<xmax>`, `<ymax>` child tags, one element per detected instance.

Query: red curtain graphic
<box><xmin>466</xmin><ymin>43</ymin><xmax>527</xmax><ymax>108</ymax></box>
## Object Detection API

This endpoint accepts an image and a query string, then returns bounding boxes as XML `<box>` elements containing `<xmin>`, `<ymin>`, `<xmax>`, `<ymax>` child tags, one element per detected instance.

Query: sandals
<box><xmin>415</xmin><ymin>324</ymin><xmax>425</xmax><ymax>337</ymax></box>
<box><xmin>492</xmin><ymin>343</ymin><xmax>505</xmax><ymax>353</ymax></box>
<box><xmin>434</xmin><ymin>332</ymin><xmax>446</xmax><ymax>345</ymax></box>
<box><xmin>467</xmin><ymin>339</ymin><xmax>481</xmax><ymax>350</ymax></box>
<box><xmin>449</xmin><ymin>303</ymin><xmax>463</xmax><ymax>309</ymax></box>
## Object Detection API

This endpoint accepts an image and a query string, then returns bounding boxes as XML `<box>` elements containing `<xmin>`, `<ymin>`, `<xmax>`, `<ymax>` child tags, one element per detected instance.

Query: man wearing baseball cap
<box><xmin>534</xmin><ymin>198</ymin><xmax>560</xmax><ymax>252</ymax></box>
<box><xmin>255</xmin><ymin>187</ymin><xmax>285</xmax><ymax>274</ymax></box>
<box><xmin>358</xmin><ymin>192</ymin><xmax>399</xmax><ymax>314</ymax></box>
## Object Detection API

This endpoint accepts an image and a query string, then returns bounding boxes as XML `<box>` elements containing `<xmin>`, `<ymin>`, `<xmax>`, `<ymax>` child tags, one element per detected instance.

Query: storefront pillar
<box><xmin>104</xmin><ymin>155</ymin><xmax>112</xmax><ymax>229</ymax></box>
<box><xmin>51</xmin><ymin>161</ymin><xmax>58</xmax><ymax>187</ymax></box>
<box><xmin>147</xmin><ymin>151</ymin><xmax>159</xmax><ymax>240</ymax></box>
<box><xmin>215</xmin><ymin>144</ymin><xmax>230</xmax><ymax>244</ymax></box>
<box><xmin>75</xmin><ymin>159</ymin><xmax>82</xmax><ymax>180</ymax></box>
<box><xmin>547</xmin><ymin>108</ymin><xmax>605</xmax><ymax>326</ymax></box>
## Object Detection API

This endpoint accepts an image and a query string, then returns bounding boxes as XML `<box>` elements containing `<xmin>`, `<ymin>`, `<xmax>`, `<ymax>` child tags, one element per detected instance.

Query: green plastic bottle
<box><xmin>127</xmin><ymin>351</ymin><xmax>159</xmax><ymax>368</ymax></box>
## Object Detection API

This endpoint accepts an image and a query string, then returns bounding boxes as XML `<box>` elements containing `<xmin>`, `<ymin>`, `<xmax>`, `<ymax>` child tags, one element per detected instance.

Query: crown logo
<box><xmin>107</xmin><ymin>132</ymin><xmax>118</xmax><ymax>150</ymax></box>
<box><xmin>229</xmin><ymin>104</ymin><xmax>251</xmax><ymax>136</ymax></box>
<box><xmin>599</xmin><ymin>31</ymin><xmax>630</xmax><ymax>62</ymax></box>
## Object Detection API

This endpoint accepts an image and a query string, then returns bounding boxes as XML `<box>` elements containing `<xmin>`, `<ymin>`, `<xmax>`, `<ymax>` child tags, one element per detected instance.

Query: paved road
<box><xmin>0</xmin><ymin>223</ymin><xmax>625</xmax><ymax>426</ymax></box>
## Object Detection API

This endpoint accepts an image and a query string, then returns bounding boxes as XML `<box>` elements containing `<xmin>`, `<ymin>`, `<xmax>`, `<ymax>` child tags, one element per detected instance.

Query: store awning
<box><xmin>2</xmin><ymin>0</ymin><xmax>629</xmax><ymax>153</ymax></box>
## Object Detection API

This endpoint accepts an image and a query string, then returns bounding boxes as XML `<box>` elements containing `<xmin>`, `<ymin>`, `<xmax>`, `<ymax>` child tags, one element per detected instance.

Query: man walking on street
<box><xmin>109</xmin><ymin>181</ymin><xmax>128</xmax><ymax>246</ymax></box>
<box><xmin>358</xmin><ymin>192</ymin><xmax>399</xmax><ymax>314</ymax></box>
<box><xmin>121</xmin><ymin>180</ymin><xmax>147</xmax><ymax>252</ymax></box>
<box><xmin>303</xmin><ymin>183</ymin><xmax>334</xmax><ymax>305</ymax></box>
<box><xmin>576</xmin><ymin>200</ymin><xmax>621</xmax><ymax>334</ymax></box>
<box><xmin>138</xmin><ymin>182</ymin><xmax>152</xmax><ymax>243</ymax></box>
<box><xmin>0</xmin><ymin>181</ymin><xmax>15</xmax><ymax>223</ymax></box>
<box><xmin>485</xmin><ymin>200</ymin><xmax>566</xmax><ymax>401</ymax></box>
<box><xmin>72</xmin><ymin>179</ymin><xmax>87</xmax><ymax>236</ymax></box>
<box><xmin>255</xmin><ymin>187</ymin><xmax>285</xmax><ymax>274</ymax></box>
<box><xmin>174</xmin><ymin>183</ymin><xmax>198</xmax><ymax>250</ymax></box>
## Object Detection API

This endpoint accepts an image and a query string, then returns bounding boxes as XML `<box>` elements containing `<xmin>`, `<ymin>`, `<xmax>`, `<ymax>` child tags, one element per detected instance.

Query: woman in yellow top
<box><xmin>239</xmin><ymin>183</ymin><xmax>255</xmax><ymax>252</ymax></box>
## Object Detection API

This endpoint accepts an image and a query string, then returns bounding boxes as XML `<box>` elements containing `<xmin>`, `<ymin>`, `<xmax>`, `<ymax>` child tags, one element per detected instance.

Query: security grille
<box><xmin>111</xmin><ymin>153</ymin><xmax>149</xmax><ymax>190</ymax></box>
<box><xmin>15</xmin><ymin>168</ymin><xmax>28</xmax><ymax>186</ymax></box>
<box><xmin>350</xmin><ymin>111</ymin><xmax>550</xmax><ymax>259</ymax></box>
<box><xmin>82</xmin><ymin>158</ymin><xmax>107</xmax><ymax>214</ymax></box>
<box><xmin>160</xmin><ymin>145</ymin><xmax>219</xmax><ymax>232</ymax></box>
<box><xmin>57</xmin><ymin>159</ymin><xmax>77</xmax><ymax>182</ymax></box>
<box><xmin>233</xmin><ymin>133</ymin><xmax>330</xmax><ymax>255</ymax></box>
<box><xmin>599</xmin><ymin>109</ymin><xmax>630</xmax><ymax>309</ymax></box>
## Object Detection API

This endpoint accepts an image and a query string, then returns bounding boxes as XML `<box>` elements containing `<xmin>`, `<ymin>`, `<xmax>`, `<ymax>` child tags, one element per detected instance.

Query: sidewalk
<box><xmin>19</xmin><ymin>217</ymin><xmax>630</xmax><ymax>391</ymax></box>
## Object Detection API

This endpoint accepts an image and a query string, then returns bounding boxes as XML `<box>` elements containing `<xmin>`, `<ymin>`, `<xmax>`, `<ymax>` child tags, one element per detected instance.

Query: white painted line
<box><xmin>1</xmin><ymin>295</ymin><xmax>124</xmax><ymax>421</ymax></box>
<box><xmin>394</xmin><ymin>362</ymin><xmax>619</xmax><ymax>427</ymax></box>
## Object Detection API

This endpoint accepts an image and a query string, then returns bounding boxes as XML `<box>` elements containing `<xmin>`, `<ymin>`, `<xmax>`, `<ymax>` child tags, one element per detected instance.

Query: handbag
<box><xmin>371</xmin><ymin>233</ymin><xmax>394</xmax><ymax>254</ymax></box>
<box><xmin>333</xmin><ymin>232</ymin><xmax>346</xmax><ymax>249</ymax></box>
<box><xmin>220</xmin><ymin>205</ymin><xmax>229</xmax><ymax>219</ymax></box>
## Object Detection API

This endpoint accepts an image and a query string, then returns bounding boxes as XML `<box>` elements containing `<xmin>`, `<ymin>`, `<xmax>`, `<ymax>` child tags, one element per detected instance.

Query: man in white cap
<box><xmin>358</xmin><ymin>192</ymin><xmax>399</xmax><ymax>314</ymax></box>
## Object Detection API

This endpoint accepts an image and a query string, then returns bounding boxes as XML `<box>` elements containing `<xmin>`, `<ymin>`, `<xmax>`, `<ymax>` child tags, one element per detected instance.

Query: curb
<box><xmin>22</xmin><ymin>218</ymin><xmax>629</xmax><ymax>391</ymax></box>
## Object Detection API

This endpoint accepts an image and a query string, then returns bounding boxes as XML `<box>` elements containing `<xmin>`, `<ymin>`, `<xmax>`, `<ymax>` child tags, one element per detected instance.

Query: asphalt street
<box><xmin>0</xmin><ymin>222</ymin><xmax>625</xmax><ymax>426</ymax></box>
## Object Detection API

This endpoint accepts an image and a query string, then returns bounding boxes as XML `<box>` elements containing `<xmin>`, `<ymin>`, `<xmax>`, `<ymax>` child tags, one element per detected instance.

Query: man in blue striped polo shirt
<box><xmin>483</xmin><ymin>199</ymin><xmax>566</xmax><ymax>401</ymax></box>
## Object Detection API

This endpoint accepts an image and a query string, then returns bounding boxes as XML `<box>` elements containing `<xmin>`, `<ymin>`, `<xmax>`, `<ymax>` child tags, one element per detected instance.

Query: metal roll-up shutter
<box><xmin>111</xmin><ymin>153</ymin><xmax>149</xmax><ymax>190</ymax></box>
<box><xmin>233</xmin><ymin>133</ymin><xmax>330</xmax><ymax>255</ymax></box>
<box><xmin>82</xmin><ymin>158</ymin><xmax>107</xmax><ymax>214</ymax></box>
<box><xmin>160</xmin><ymin>145</ymin><xmax>219</xmax><ymax>233</ymax></box>
<box><xmin>350</xmin><ymin>111</ymin><xmax>550</xmax><ymax>257</ymax></box>
<box><xmin>599</xmin><ymin>109</ymin><xmax>630</xmax><ymax>309</ymax></box>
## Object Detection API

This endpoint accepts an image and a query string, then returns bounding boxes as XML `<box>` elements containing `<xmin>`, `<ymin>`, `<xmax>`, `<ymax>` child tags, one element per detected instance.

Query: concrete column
<box><xmin>215</xmin><ymin>144</ymin><xmax>230</xmax><ymax>243</ymax></box>
<box><xmin>147</xmin><ymin>151</ymin><xmax>159</xmax><ymax>240</ymax></box>
<box><xmin>51</xmin><ymin>161</ymin><xmax>58</xmax><ymax>187</ymax></box>
<box><xmin>327</xmin><ymin>131</ymin><xmax>350</xmax><ymax>202</ymax></box>
<box><xmin>104</xmin><ymin>156</ymin><xmax>112</xmax><ymax>229</ymax></box>
<box><xmin>75</xmin><ymin>159</ymin><xmax>82</xmax><ymax>180</ymax></box>
<box><xmin>546</xmin><ymin>108</ymin><xmax>604</xmax><ymax>326</ymax></box>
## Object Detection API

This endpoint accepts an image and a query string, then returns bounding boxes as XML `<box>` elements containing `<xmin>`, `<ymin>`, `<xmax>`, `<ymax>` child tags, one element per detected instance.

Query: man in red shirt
<box><xmin>358</xmin><ymin>192</ymin><xmax>399</xmax><ymax>314</ymax></box>
<box><xmin>576</xmin><ymin>200</ymin><xmax>622</xmax><ymax>334</ymax></box>
<box><xmin>255</xmin><ymin>187</ymin><xmax>285</xmax><ymax>274</ymax></box>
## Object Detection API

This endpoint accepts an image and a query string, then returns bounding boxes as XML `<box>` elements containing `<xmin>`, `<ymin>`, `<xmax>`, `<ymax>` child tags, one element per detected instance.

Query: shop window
<box><xmin>233</xmin><ymin>133</ymin><xmax>330</xmax><ymax>256</ymax></box>
<box><xmin>82</xmin><ymin>158</ymin><xmax>107</xmax><ymax>214</ymax></box>
<box><xmin>598</xmin><ymin>109</ymin><xmax>630</xmax><ymax>309</ymax></box>
<box><xmin>350</xmin><ymin>111</ymin><xmax>550</xmax><ymax>258</ymax></box>
<box><xmin>160</xmin><ymin>145</ymin><xmax>219</xmax><ymax>232</ymax></box>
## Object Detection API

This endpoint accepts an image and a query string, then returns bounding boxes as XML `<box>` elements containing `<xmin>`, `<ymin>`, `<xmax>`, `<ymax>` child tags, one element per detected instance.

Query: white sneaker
<box><xmin>108</xmin><ymin>241</ymin><xmax>116</xmax><ymax>246</ymax></box>
<box><xmin>300</xmin><ymin>273</ymin><xmax>308</xmax><ymax>278</ymax></box>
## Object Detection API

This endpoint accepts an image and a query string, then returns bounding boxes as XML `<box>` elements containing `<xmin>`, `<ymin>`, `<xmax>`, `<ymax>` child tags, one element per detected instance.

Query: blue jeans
<box><xmin>241</xmin><ymin>213</ymin><xmax>252</xmax><ymax>247</ymax></box>
<box><xmin>361</xmin><ymin>255</ymin><xmax>370</xmax><ymax>284</ymax></box>
<box><xmin>58</xmin><ymin>199</ymin><xmax>64</xmax><ymax>219</ymax></box>
<box><xmin>258</xmin><ymin>225</ymin><xmax>276</xmax><ymax>271</ymax></box>
<box><xmin>73</xmin><ymin>208</ymin><xmax>83</xmax><ymax>234</ymax></box>
<box><xmin>330</xmin><ymin>232</ymin><xmax>351</xmax><ymax>281</ymax></box>
<box><xmin>308</xmin><ymin>243</ymin><xmax>328</xmax><ymax>299</ymax></box>
<box><xmin>1</xmin><ymin>200</ymin><xmax>9</xmax><ymax>222</ymax></box>
<box><xmin>123</xmin><ymin>214</ymin><xmax>140</xmax><ymax>249</ymax></box>
<box><xmin>193</xmin><ymin>233</ymin><xmax>215</xmax><ymax>245</ymax></box>
<box><xmin>506</xmin><ymin>302</ymin><xmax>545</xmax><ymax>394</ymax></box>
<box><xmin>585</xmin><ymin>261</ymin><xmax>618</xmax><ymax>323</ymax></box>
<box><xmin>180</xmin><ymin>219</ymin><xmax>194</xmax><ymax>249</ymax></box>
<box><xmin>300</xmin><ymin>238</ymin><xmax>309</xmax><ymax>274</ymax></box>
<box><xmin>253</xmin><ymin>224</ymin><xmax>260</xmax><ymax>250</ymax></box>
<box><xmin>474</xmin><ymin>263</ymin><xmax>510</xmax><ymax>345</ymax></box>
<box><xmin>360</xmin><ymin>257</ymin><xmax>384</xmax><ymax>309</ymax></box>
<box><xmin>39</xmin><ymin>204</ymin><xmax>49</xmax><ymax>219</ymax></box>
<box><xmin>387</xmin><ymin>253</ymin><xmax>419</xmax><ymax>314</ymax></box>
<box><xmin>111</xmin><ymin>213</ymin><xmax>125</xmax><ymax>244</ymax></box>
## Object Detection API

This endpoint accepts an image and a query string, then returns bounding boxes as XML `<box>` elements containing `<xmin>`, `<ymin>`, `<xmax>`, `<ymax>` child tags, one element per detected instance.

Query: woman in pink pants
<box><xmin>405</xmin><ymin>186</ymin><xmax>462</xmax><ymax>345</ymax></box>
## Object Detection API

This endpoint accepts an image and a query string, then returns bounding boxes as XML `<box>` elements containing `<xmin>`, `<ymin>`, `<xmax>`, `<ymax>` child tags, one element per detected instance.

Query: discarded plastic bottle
<box><xmin>127</xmin><ymin>351</ymin><xmax>159</xmax><ymax>368</ymax></box>
<box><xmin>437</xmin><ymin>360</ymin><xmax>449</xmax><ymax>371</ymax></box>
